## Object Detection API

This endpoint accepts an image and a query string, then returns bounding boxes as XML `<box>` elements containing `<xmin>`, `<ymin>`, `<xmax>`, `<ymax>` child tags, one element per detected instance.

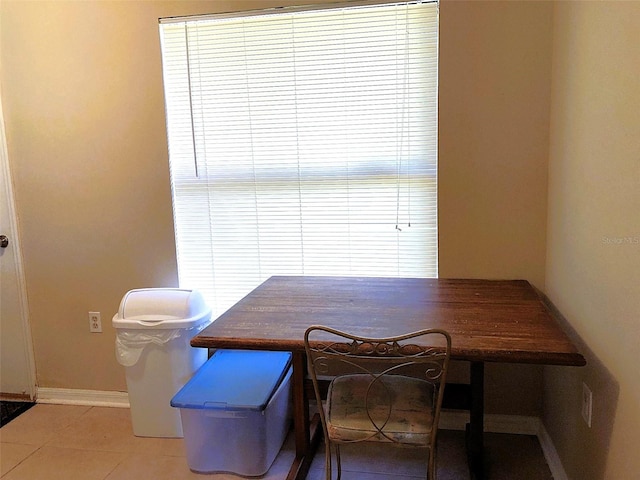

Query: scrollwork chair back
<box><xmin>304</xmin><ymin>325</ymin><xmax>451</xmax><ymax>480</ymax></box>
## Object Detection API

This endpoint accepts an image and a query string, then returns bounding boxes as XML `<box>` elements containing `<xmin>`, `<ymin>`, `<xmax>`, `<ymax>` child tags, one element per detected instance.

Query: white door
<box><xmin>0</xmin><ymin>94</ymin><xmax>36</xmax><ymax>400</ymax></box>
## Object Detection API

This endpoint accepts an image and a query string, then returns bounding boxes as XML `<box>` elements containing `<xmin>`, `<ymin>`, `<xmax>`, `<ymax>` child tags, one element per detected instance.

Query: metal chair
<box><xmin>304</xmin><ymin>325</ymin><xmax>451</xmax><ymax>480</ymax></box>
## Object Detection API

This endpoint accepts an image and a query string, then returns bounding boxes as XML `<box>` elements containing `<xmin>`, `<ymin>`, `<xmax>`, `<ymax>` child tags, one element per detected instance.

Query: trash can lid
<box><xmin>112</xmin><ymin>288</ymin><xmax>212</xmax><ymax>329</ymax></box>
<box><xmin>171</xmin><ymin>350</ymin><xmax>292</xmax><ymax>412</ymax></box>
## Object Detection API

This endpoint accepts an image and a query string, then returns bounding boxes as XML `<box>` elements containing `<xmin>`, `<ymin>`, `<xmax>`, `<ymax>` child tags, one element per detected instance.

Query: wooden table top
<box><xmin>192</xmin><ymin>276</ymin><xmax>586</xmax><ymax>366</ymax></box>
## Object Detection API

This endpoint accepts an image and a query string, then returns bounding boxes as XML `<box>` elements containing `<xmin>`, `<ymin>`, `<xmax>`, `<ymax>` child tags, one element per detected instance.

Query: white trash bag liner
<box><xmin>115</xmin><ymin>323</ymin><xmax>207</xmax><ymax>367</ymax></box>
<box><xmin>113</xmin><ymin>288</ymin><xmax>212</xmax><ymax>367</ymax></box>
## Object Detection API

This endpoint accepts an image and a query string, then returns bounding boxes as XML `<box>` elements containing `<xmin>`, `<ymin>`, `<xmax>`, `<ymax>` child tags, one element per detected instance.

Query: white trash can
<box><xmin>113</xmin><ymin>288</ymin><xmax>212</xmax><ymax>438</ymax></box>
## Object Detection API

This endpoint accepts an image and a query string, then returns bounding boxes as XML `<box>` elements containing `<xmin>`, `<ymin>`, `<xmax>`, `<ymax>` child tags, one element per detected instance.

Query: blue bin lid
<box><xmin>171</xmin><ymin>350</ymin><xmax>291</xmax><ymax>412</ymax></box>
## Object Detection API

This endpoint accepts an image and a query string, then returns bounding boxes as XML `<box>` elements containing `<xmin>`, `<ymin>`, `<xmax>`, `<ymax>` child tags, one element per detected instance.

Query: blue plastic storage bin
<box><xmin>171</xmin><ymin>350</ymin><xmax>292</xmax><ymax>476</ymax></box>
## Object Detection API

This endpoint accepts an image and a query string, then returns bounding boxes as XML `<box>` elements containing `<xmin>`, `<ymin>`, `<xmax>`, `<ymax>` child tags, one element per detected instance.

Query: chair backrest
<box><xmin>304</xmin><ymin>325</ymin><xmax>451</xmax><ymax>444</ymax></box>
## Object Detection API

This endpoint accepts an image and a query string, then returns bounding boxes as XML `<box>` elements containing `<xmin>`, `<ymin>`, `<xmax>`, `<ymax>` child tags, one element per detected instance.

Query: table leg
<box><xmin>286</xmin><ymin>351</ymin><xmax>322</xmax><ymax>480</ymax></box>
<box><xmin>466</xmin><ymin>361</ymin><xmax>485</xmax><ymax>480</ymax></box>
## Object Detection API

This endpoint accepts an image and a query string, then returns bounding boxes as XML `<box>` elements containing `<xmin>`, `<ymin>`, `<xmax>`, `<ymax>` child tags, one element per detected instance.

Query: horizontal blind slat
<box><xmin>160</xmin><ymin>1</ymin><xmax>438</xmax><ymax>315</ymax></box>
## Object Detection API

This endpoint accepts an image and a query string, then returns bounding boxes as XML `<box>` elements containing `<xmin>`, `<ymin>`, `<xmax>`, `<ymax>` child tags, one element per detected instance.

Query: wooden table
<box><xmin>192</xmin><ymin>276</ymin><xmax>585</xmax><ymax>480</ymax></box>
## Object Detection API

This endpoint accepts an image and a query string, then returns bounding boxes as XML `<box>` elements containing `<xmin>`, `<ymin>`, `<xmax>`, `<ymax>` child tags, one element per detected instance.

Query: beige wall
<box><xmin>438</xmin><ymin>0</ymin><xmax>553</xmax><ymax>415</ymax></box>
<box><xmin>10</xmin><ymin>1</ymin><xmax>638</xmax><ymax>477</ymax></box>
<box><xmin>1</xmin><ymin>0</ymin><xmax>551</xmax><ymax>410</ymax></box>
<box><xmin>545</xmin><ymin>1</ymin><xmax>640</xmax><ymax>479</ymax></box>
<box><xmin>1</xmin><ymin>0</ymin><xmax>236</xmax><ymax>390</ymax></box>
<box><xmin>439</xmin><ymin>0</ymin><xmax>551</xmax><ymax>287</ymax></box>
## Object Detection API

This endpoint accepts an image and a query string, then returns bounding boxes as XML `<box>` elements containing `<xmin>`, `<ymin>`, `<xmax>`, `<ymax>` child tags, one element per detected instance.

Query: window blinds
<box><xmin>159</xmin><ymin>1</ymin><xmax>438</xmax><ymax>315</ymax></box>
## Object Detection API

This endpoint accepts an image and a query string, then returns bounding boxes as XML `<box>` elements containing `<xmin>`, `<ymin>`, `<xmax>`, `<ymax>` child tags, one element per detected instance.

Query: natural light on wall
<box><xmin>159</xmin><ymin>1</ymin><xmax>438</xmax><ymax>316</ymax></box>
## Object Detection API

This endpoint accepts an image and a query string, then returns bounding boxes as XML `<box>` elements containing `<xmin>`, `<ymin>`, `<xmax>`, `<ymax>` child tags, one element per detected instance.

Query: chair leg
<box><xmin>325</xmin><ymin>441</ymin><xmax>332</xmax><ymax>480</ymax></box>
<box><xmin>336</xmin><ymin>444</ymin><xmax>342</xmax><ymax>480</ymax></box>
<box><xmin>427</xmin><ymin>445</ymin><xmax>436</xmax><ymax>480</ymax></box>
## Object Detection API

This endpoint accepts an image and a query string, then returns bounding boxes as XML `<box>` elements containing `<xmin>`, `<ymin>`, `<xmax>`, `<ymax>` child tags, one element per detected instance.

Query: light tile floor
<box><xmin>0</xmin><ymin>404</ymin><xmax>553</xmax><ymax>480</ymax></box>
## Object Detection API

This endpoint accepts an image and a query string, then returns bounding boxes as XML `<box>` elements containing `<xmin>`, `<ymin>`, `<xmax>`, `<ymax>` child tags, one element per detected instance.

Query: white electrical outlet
<box><xmin>89</xmin><ymin>311</ymin><xmax>102</xmax><ymax>333</ymax></box>
<box><xmin>582</xmin><ymin>382</ymin><xmax>593</xmax><ymax>428</ymax></box>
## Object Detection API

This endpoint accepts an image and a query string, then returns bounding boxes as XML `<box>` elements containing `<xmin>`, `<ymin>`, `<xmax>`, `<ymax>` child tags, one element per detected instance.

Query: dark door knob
<box><xmin>0</xmin><ymin>235</ymin><xmax>8</xmax><ymax>248</ymax></box>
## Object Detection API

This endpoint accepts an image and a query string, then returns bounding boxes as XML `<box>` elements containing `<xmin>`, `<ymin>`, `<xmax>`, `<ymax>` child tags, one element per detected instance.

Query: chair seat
<box><xmin>326</xmin><ymin>374</ymin><xmax>434</xmax><ymax>446</ymax></box>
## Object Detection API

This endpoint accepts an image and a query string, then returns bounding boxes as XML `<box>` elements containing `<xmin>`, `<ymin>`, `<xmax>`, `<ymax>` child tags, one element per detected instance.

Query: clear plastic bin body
<box><xmin>171</xmin><ymin>350</ymin><xmax>293</xmax><ymax>476</ymax></box>
<box><xmin>113</xmin><ymin>288</ymin><xmax>212</xmax><ymax>438</ymax></box>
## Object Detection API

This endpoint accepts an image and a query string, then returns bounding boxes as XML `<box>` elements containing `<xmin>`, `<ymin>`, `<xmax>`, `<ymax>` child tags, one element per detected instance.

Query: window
<box><xmin>159</xmin><ymin>1</ymin><xmax>438</xmax><ymax>315</ymax></box>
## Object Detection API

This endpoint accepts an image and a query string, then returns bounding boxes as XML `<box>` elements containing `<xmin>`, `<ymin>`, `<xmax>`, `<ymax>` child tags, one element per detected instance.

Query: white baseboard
<box><xmin>34</xmin><ymin>388</ymin><xmax>569</xmax><ymax>480</ymax></box>
<box><xmin>440</xmin><ymin>410</ymin><xmax>540</xmax><ymax>435</ymax></box>
<box><xmin>36</xmin><ymin>387</ymin><xmax>129</xmax><ymax>408</ymax></box>
<box><xmin>537</xmin><ymin>422</ymin><xmax>569</xmax><ymax>480</ymax></box>
<box><xmin>439</xmin><ymin>410</ymin><xmax>470</xmax><ymax>431</ymax></box>
<box><xmin>440</xmin><ymin>411</ymin><xmax>568</xmax><ymax>480</ymax></box>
